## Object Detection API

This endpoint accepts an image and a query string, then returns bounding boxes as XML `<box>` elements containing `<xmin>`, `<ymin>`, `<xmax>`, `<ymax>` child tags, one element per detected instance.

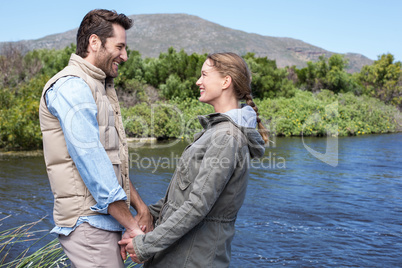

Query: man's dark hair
<box><xmin>76</xmin><ymin>9</ymin><xmax>133</xmax><ymax>58</ymax></box>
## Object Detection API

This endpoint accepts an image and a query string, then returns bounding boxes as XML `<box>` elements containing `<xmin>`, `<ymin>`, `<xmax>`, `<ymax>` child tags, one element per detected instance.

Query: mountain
<box><xmin>0</xmin><ymin>13</ymin><xmax>373</xmax><ymax>72</ymax></box>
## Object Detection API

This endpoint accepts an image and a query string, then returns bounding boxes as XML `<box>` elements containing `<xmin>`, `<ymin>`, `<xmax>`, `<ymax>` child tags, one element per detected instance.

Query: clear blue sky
<box><xmin>1</xmin><ymin>0</ymin><xmax>401</xmax><ymax>62</ymax></box>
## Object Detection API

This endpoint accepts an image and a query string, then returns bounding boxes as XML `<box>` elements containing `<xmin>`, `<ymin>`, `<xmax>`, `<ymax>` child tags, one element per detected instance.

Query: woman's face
<box><xmin>196</xmin><ymin>59</ymin><xmax>226</xmax><ymax>107</ymax></box>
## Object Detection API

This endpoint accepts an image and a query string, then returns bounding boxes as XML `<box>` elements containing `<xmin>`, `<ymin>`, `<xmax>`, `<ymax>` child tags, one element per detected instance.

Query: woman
<box><xmin>119</xmin><ymin>52</ymin><xmax>268</xmax><ymax>267</ymax></box>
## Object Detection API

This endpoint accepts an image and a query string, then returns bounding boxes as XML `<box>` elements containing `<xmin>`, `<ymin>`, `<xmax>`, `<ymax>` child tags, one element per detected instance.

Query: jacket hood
<box><xmin>198</xmin><ymin>110</ymin><xmax>266</xmax><ymax>159</ymax></box>
<box><xmin>223</xmin><ymin>105</ymin><xmax>257</xmax><ymax>128</ymax></box>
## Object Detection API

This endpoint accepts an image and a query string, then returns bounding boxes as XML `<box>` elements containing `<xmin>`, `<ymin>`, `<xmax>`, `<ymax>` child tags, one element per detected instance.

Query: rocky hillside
<box><xmin>0</xmin><ymin>13</ymin><xmax>373</xmax><ymax>72</ymax></box>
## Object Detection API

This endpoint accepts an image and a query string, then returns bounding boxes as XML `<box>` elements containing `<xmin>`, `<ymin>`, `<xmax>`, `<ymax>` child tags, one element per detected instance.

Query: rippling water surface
<box><xmin>1</xmin><ymin>133</ymin><xmax>401</xmax><ymax>267</ymax></box>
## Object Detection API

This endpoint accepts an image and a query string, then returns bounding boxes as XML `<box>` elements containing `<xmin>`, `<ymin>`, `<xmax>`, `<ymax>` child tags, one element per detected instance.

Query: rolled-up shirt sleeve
<box><xmin>45</xmin><ymin>76</ymin><xmax>127</xmax><ymax>214</ymax></box>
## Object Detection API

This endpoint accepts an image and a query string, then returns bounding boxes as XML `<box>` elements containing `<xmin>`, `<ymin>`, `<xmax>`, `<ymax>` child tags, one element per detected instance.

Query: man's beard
<box><xmin>95</xmin><ymin>48</ymin><xmax>118</xmax><ymax>78</ymax></box>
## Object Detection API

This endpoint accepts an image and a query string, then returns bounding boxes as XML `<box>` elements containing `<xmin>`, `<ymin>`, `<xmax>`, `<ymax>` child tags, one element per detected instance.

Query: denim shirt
<box><xmin>45</xmin><ymin>76</ymin><xmax>127</xmax><ymax>235</ymax></box>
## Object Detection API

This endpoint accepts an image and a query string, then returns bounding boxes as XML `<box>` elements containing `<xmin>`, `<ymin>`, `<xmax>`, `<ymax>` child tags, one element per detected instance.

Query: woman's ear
<box><xmin>222</xmin><ymin>75</ymin><xmax>232</xmax><ymax>90</ymax></box>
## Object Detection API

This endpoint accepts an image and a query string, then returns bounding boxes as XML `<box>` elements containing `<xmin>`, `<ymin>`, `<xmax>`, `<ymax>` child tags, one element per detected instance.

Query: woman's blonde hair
<box><xmin>207</xmin><ymin>52</ymin><xmax>269</xmax><ymax>143</ymax></box>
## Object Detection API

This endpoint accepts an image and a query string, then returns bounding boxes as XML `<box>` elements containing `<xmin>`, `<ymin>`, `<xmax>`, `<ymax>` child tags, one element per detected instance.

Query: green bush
<box><xmin>121</xmin><ymin>90</ymin><xmax>399</xmax><ymax>140</ymax></box>
<box><xmin>296</xmin><ymin>54</ymin><xmax>361</xmax><ymax>94</ymax></box>
<box><xmin>0</xmin><ymin>45</ymin><xmax>401</xmax><ymax>151</ymax></box>
<box><xmin>355</xmin><ymin>53</ymin><xmax>402</xmax><ymax>109</ymax></box>
<box><xmin>244</xmin><ymin>53</ymin><xmax>297</xmax><ymax>99</ymax></box>
<box><xmin>26</xmin><ymin>44</ymin><xmax>76</xmax><ymax>77</ymax></box>
<box><xmin>0</xmin><ymin>44</ymin><xmax>42</xmax><ymax>89</ymax></box>
<box><xmin>121</xmin><ymin>98</ymin><xmax>214</xmax><ymax>141</ymax></box>
<box><xmin>0</xmin><ymin>75</ymin><xmax>47</xmax><ymax>150</ymax></box>
<box><xmin>256</xmin><ymin>90</ymin><xmax>398</xmax><ymax>137</ymax></box>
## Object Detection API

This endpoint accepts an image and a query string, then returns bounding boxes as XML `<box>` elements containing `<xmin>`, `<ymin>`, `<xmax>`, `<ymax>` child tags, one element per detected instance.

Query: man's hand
<box><xmin>129</xmin><ymin>181</ymin><xmax>154</xmax><ymax>233</ymax></box>
<box><xmin>119</xmin><ymin>225</ymin><xmax>144</xmax><ymax>260</ymax></box>
<box><xmin>134</xmin><ymin>208</ymin><xmax>154</xmax><ymax>233</ymax></box>
<box><xmin>118</xmin><ymin>230</ymin><xmax>144</xmax><ymax>263</ymax></box>
<box><xmin>107</xmin><ymin>201</ymin><xmax>146</xmax><ymax>260</ymax></box>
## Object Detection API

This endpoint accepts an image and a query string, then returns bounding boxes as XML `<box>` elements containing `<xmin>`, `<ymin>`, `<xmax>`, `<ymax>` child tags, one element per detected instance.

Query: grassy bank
<box><xmin>0</xmin><ymin>88</ymin><xmax>400</xmax><ymax>152</ymax></box>
<box><xmin>121</xmin><ymin>90</ymin><xmax>401</xmax><ymax>140</ymax></box>
<box><xmin>0</xmin><ymin>216</ymin><xmax>141</xmax><ymax>267</ymax></box>
<box><xmin>0</xmin><ymin>216</ymin><xmax>67</xmax><ymax>268</ymax></box>
<box><xmin>0</xmin><ymin>150</ymin><xmax>43</xmax><ymax>160</ymax></box>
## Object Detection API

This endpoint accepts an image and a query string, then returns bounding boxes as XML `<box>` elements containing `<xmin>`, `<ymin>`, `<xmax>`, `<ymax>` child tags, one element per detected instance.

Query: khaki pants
<box><xmin>58</xmin><ymin>223</ymin><xmax>124</xmax><ymax>268</ymax></box>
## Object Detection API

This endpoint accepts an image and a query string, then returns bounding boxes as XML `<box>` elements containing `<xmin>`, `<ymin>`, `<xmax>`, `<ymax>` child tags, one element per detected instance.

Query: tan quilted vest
<box><xmin>39</xmin><ymin>54</ymin><xmax>130</xmax><ymax>227</ymax></box>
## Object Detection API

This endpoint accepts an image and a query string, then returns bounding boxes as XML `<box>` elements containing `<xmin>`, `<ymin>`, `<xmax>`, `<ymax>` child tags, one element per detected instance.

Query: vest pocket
<box><xmin>107</xmin><ymin>150</ymin><xmax>121</xmax><ymax>165</ymax></box>
<box><xmin>113</xmin><ymin>164</ymin><xmax>123</xmax><ymax>186</ymax></box>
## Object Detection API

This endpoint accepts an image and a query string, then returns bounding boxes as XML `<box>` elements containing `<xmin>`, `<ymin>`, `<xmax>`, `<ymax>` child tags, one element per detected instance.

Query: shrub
<box><xmin>0</xmin><ymin>75</ymin><xmax>47</xmax><ymax>150</ymax></box>
<box><xmin>256</xmin><ymin>90</ymin><xmax>399</xmax><ymax>137</ymax></box>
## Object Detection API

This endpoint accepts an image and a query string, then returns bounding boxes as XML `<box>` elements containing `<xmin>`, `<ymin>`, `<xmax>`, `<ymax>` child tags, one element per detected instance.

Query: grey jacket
<box><xmin>134</xmin><ymin>112</ymin><xmax>265</xmax><ymax>267</ymax></box>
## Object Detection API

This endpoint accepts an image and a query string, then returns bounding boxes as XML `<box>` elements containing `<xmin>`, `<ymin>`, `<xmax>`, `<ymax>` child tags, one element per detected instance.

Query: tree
<box><xmin>243</xmin><ymin>53</ymin><xmax>296</xmax><ymax>99</ymax></box>
<box><xmin>0</xmin><ymin>44</ymin><xmax>42</xmax><ymax>89</ymax></box>
<box><xmin>141</xmin><ymin>47</ymin><xmax>206</xmax><ymax>100</ymax></box>
<box><xmin>356</xmin><ymin>53</ymin><xmax>402</xmax><ymax>108</ymax></box>
<box><xmin>116</xmin><ymin>49</ymin><xmax>145</xmax><ymax>86</ymax></box>
<box><xmin>296</xmin><ymin>54</ymin><xmax>359</xmax><ymax>94</ymax></box>
<box><xmin>25</xmin><ymin>44</ymin><xmax>76</xmax><ymax>77</ymax></box>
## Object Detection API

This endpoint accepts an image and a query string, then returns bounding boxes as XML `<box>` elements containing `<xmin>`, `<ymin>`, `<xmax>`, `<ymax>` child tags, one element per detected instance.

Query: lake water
<box><xmin>1</xmin><ymin>133</ymin><xmax>401</xmax><ymax>267</ymax></box>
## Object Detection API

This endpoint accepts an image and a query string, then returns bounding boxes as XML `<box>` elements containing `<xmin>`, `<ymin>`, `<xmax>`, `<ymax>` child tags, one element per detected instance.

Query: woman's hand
<box><xmin>118</xmin><ymin>234</ymin><xmax>144</xmax><ymax>263</ymax></box>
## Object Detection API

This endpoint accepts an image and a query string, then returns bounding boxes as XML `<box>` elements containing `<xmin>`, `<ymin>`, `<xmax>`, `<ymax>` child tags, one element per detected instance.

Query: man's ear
<box><xmin>222</xmin><ymin>75</ymin><xmax>232</xmax><ymax>90</ymax></box>
<box><xmin>88</xmin><ymin>34</ymin><xmax>101</xmax><ymax>52</ymax></box>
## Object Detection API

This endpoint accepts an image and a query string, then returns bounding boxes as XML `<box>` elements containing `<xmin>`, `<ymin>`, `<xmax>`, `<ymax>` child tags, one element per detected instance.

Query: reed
<box><xmin>0</xmin><ymin>216</ymin><xmax>140</xmax><ymax>267</ymax></box>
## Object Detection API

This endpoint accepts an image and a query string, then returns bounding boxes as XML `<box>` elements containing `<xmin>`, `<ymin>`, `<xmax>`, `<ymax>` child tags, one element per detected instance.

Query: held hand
<box><xmin>129</xmin><ymin>181</ymin><xmax>154</xmax><ymax>233</ymax></box>
<box><xmin>118</xmin><ymin>236</ymin><xmax>144</xmax><ymax>263</ymax></box>
<box><xmin>120</xmin><ymin>242</ymin><xmax>127</xmax><ymax>261</ymax></box>
<box><xmin>119</xmin><ymin>225</ymin><xmax>144</xmax><ymax>260</ymax></box>
<box><xmin>129</xmin><ymin>252</ymin><xmax>143</xmax><ymax>264</ymax></box>
<box><xmin>134</xmin><ymin>209</ymin><xmax>154</xmax><ymax>233</ymax></box>
<box><xmin>118</xmin><ymin>237</ymin><xmax>133</xmax><ymax>261</ymax></box>
<box><xmin>125</xmin><ymin>224</ymin><xmax>145</xmax><ymax>238</ymax></box>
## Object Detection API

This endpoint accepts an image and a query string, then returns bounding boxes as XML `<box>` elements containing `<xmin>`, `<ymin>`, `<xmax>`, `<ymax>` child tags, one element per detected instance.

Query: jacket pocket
<box><xmin>177</xmin><ymin>159</ymin><xmax>191</xmax><ymax>191</ymax></box>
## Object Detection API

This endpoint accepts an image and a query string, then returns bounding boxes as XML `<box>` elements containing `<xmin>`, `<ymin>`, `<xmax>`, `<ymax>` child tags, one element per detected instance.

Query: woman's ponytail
<box><xmin>245</xmin><ymin>94</ymin><xmax>269</xmax><ymax>144</ymax></box>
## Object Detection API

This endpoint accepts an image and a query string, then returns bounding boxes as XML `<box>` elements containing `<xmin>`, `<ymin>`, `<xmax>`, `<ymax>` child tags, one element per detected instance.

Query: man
<box><xmin>39</xmin><ymin>9</ymin><xmax>150</xmax><ymax>267</ymax></box>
